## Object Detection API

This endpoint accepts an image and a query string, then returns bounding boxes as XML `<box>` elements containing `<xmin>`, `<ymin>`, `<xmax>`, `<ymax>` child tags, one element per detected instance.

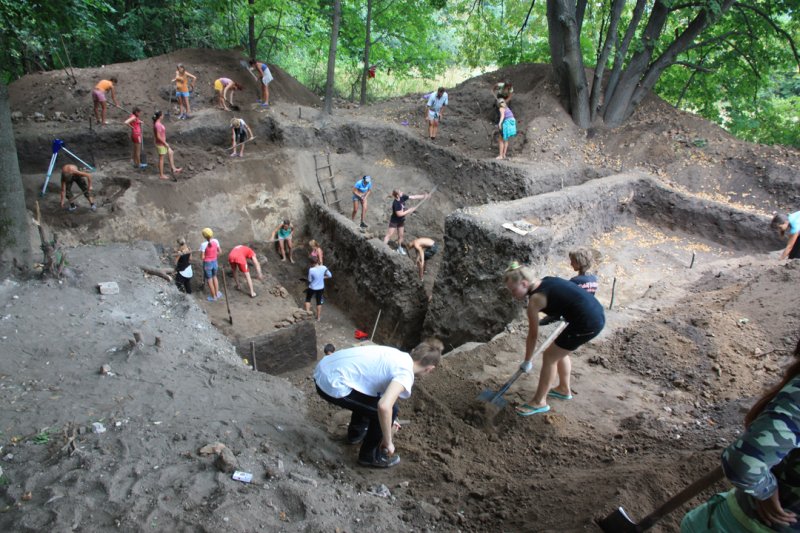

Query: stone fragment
<box><xmin>198</xmin><ymin>442</ymin><xmax>226</xmax><ymax>456</ymax></box>
<box><xmin>288</xmin><ymin>471</ymin><xmax>318</xmax><ymax>487</ymax></box>
<box><xmin>214</xmin><ymin>447</ymin><xmax>238</xmax><ymax>473</ymax></box>
<box><xmin>97</xmin><ymin>282</ymin><xmax>119</xmax><ymax>295</ymax></box>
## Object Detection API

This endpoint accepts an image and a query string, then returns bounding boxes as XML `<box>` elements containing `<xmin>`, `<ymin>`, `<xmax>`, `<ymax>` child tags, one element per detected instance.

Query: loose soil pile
<box><xmin>4</xmin><ymin>48</ymin><xmax>800</xmax><ymax>532</ymax></box>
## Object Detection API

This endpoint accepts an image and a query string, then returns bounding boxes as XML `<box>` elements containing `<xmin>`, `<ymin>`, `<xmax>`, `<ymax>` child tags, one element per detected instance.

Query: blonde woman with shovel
<box><xmin>504</xmin><ymin>262</ymin><xmax>605</xmax><ymax>416</ymax></box>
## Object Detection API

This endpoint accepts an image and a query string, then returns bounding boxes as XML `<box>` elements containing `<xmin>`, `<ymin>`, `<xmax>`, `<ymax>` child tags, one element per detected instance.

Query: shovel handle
<box><xmin>491</xmin><ymin>321</ymin><xmax>568</xmax><ymax>402</ymax></box>
<box><xmin>637</xmin><ymin>466</ymin><xmax>725</xmax><ymax>531</ymax></box>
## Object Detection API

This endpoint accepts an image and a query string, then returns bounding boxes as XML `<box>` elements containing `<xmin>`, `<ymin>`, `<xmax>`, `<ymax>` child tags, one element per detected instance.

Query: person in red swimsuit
<box><xmin>228</xmin><ymin>245</ymin><xmax>264</xmax><ymax>298</ymax></box>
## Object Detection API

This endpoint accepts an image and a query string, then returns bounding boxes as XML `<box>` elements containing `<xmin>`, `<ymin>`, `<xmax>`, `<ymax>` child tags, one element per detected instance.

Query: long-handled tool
<box><xmin>220</xmin><ymin>267</ymin><xmax>234</xmax><ymax>325</ymax></box>
<box><xmin>598</xmin><ymin>466</ymin><xmax>724</xmax><ymax>532</ymax></box>
<box><xmin>108</xmin><ymin>103</ymin><xmax>147</xmax><ymax>167</ymax></box>
<box><xmin>477</xmin><ymin>321</ymin><xmax>567</xmax><ymax>408</ymax></box>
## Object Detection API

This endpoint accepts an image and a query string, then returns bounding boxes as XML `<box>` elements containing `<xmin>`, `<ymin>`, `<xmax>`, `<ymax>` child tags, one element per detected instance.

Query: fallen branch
<box><xmin>139</xmin><ymin>266</ymin><xmax>174</xmax><ymax>282</ymax></box>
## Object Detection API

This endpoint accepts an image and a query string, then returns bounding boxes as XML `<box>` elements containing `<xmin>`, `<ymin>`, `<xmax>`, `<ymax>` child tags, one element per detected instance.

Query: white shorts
<box><xmin>261</xmin><ymin>69</ymin><xmax>273</xmax><ymax>86</ymax></box>
<box><xmin>427</xmin><ymin>110</ymin><xmax>439</xmax><ymax>122</ymax></box>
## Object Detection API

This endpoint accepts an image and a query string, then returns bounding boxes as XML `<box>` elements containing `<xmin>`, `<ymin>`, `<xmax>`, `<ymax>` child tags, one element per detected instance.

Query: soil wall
<box><xmin>424</xmin><ymin>174</ymin><xmax>641</xmax><ymax>348</ymax></box>
<box><xmin>424</xmin><ymin>172</ymin><xmax>780</xmax><ymax>348</ymax></box>
<box><xmin>303</xmin><ymin>196</ymin><xmax>427</xmax><ymax>348</ymax></box>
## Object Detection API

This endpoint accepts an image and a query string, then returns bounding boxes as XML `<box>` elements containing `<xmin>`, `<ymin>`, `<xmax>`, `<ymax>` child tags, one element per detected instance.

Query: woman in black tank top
<box><xmin>504</xmin><ymin>262</ymin><xmax>605</xmax><ymax>417</ymax></box>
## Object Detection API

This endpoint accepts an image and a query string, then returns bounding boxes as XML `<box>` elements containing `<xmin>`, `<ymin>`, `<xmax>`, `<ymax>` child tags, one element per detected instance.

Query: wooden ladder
<box><xmin>313</xmin><ymin>153</ymin><xmax>343</xmax><ymax>211</ymax></box>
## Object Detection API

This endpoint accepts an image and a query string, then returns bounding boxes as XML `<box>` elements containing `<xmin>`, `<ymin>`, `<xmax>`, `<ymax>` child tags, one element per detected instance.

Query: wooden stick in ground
<box><xmin>370</xmin><ymin>309</ymin><xmax>382</xmax><ymax>342</ymax></box>
<box><xmin>140</xmin><ymin>266</ymin><xmax>173</xmax><ymax>282</ymax></box>
<box><xmin>608</xmin><ymin>277</ymin><xmax>617</xmax><ymax>310</ymax></box>
<box><xmin>250</xmin><ymin>340</ymin><xmax>258</xmax><ymax>372</ymax></box>
<box><xmin>221</xmin><ymin>268</ymin><xmax>233</xmax><ymax>325</ymax></box>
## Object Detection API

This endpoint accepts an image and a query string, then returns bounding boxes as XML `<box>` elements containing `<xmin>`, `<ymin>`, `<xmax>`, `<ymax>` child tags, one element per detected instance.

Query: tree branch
<box><xmin>517</xmin><ymin>0</ymin><xmax>537</xmax><ymax>37</ymax></box>
<box><xmin>604</xmin><ymin>0</ymin><xmax>646</xmax><ymax>109</ymax></box>
<box><xmin>734</xmin><ymin>2</ymin><xmax>800</xmax><ymax>67</ymax></box>
<box><xmin>686</xmin><ymin>30</ymin><xmax>740</xmax><ymax>50</ymax></box>
<box><xmin>723</xmin><ymin>38</ymin><xmax>761</xmax><ymax>78</ymax></box>
<box><xmin>576</xmin><ymin>0</ymin><xmax>588</xmax><ymax>34</ymax></box>
<box><xmin>672</xmin><ymin>60</ymin><xmax>715</xmax><ymax>72</ymax></box>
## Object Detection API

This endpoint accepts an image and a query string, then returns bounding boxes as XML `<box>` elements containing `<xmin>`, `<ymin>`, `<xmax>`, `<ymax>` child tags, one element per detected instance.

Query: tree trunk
<box><xmin>0</xmin><ymin>83</ymin><xmax>32</xmax><ymax>276</ymax></box>
<box><xmin>548</xmin><ymin>0</ymin><xmax>590</xmax><ymax>128</ymax></box>
<box><xmin>546</xmin><ymin>0</ymin><xmax>569</xmax><ymax>105</ymax></box>
<box><xmin>359</xmin><ymin>0</ymin><xmax>373</xmax><ymax>106</ymax></box>
<box><xmin>248</xmin><ymin>0</ymin><xmax>257</xmax><ymax>59</ymax></box>
<box><xmin>604</xmin><ymin>0</ymin><xmax>646</xmax><ymax>113</ymax></box>
<box><xmin>588</xmin><ymin>0</ymin><xmax>624</xmax><ymax>122</ymax></box>
<box><xmin>323</xmin><ymin>0</ymin><xmax>342</xmax><ymax>115</ymax></box>
<box><xmin>602</xmin><ymin>0</ymin><xmax>671</xmax><ymax>126</ymax></box>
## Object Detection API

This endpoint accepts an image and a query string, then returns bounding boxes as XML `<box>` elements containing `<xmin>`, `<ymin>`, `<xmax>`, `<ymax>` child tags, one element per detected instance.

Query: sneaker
<box><xmin>360</xmin><ymin>222</ymin><xmax>368</xmax><ymax>229</ymax></box>
<box><xmin>358</xmin><ymin>451</ymin><xmax>400</xmax><ymax>468</ymax></box>
<box><xmin>398</xmin><ymin>247</ymin><xmax>407</xmax><ymax>256</ymax></box>
<box><xmin>216</xmin><ymin>292</ymin><xmax>223</xmax><ymax>299</ymax></box>
<box><xmin>346</xmin><ymin>425</ymin><xmax>368</xmax><ymax>445</ymax></box>
<box><xmin>230</xmin><ymin>153</ymin><xmax>238</xmax><ymax>157</ymax></box>
<box><xmin>139</xmin><ymin>163</ymin><xmax>148</xmax><ymax>169</ymax></box>
<box><xmin>67</xmin><ymin>204</ymin><xmax>77</xmax><ymax>212</ymax></box>
<box><xmin>90</xmin><ymin>203</ymin><xmax>97</xmax><ymax>212</ymax></box>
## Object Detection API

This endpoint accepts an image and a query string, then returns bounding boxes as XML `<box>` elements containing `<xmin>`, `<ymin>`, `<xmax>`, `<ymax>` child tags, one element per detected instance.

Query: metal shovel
<box><xmin>597</xmin><ymin>466</ymin><xmax>724</xmax><ymax>532</ymax></box>
<box><xmin>477</xmin><ymin>321</ymin><xmax>567</xmax><ymax>408</ymax></box>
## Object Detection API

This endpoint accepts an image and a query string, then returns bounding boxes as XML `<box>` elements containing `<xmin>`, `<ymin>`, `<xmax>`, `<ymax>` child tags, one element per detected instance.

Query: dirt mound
<box><xmin>0</xmin><ymin>243</ymin><xmax>406</xmax><ymax>532</ymax></box>
<box><xmin>7</xmin><ymin>48</ymin><xmax>319</xmax><ymax>121</ymax></box>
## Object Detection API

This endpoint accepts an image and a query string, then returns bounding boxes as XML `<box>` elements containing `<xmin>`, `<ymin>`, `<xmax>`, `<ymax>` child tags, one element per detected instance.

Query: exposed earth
<box><xmin>1</xmin><ymin>48</ymin><xmax>799</xmax><ymax>532</ymax></box>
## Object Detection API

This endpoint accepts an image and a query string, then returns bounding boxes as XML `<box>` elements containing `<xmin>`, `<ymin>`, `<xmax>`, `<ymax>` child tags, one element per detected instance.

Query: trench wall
<box><xmin>424</xmin><ymin>172</ymin><xmax>781</xmax><ymax>348</ymax></box>
<box><xmin>303</xmin><ymin>196</ymin><xmax>427</xmax><ymax>349</ymax></box>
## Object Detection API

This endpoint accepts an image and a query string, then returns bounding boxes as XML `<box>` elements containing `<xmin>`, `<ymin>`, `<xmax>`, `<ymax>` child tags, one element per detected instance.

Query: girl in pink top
<box><xmin>124</xmin><ymin>107</ymin><xmax>145</xmax><ymax>169</ymax></box>
<box><xmin>152</xmin><ymin>110</ymin><xmax>182</xmax><ymax>180</ymax></box>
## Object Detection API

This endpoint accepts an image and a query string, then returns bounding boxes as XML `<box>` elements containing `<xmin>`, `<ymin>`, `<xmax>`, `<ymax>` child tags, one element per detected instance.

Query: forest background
<box><xmin>0</xmin><ymin>0</ymin><xmax>797</xmax><ymax>146</ymax></box>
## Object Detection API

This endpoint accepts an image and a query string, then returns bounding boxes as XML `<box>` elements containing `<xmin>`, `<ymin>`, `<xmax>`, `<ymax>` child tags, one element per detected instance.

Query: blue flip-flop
<box><xmin>516</xmin><ymin>404</ymin><xmax>551</xmax><ymax>417</ymax></box>
<box><xmin>547</xmin><ymin>390</ymin><xmax>573</xmax><ymax>401</ymax></box>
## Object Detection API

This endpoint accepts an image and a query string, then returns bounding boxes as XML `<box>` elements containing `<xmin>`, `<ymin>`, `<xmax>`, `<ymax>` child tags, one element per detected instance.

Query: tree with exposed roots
<box><xmin>537</xmin><ymin>0</ymin><xmax>800</xmax><ymax>128</ymax></box>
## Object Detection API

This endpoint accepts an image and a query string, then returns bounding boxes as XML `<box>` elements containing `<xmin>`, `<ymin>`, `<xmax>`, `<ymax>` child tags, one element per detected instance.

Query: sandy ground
<box><xmin>3</xmin><ymin>48</ymin><xmax>800</xmax><ymax>532</ymax></box>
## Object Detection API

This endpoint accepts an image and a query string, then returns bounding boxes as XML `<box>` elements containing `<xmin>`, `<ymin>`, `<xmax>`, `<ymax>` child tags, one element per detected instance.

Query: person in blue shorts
<box><xmin>497</xmin><ymin>98</ymin><xmax>516</xmax><ymax>160</ymax></box>
<box><xmin>351</xmin><ymin>175</ymin><xmax>372</xmax><ymax>228</ymax></box>
<box><xmin>504</xmin><ymin>262</ymin><xmax>605</xmax><ymax>416</ymax></box>
<box><xmin>426</xmin><ymin>87</ymin><xmax>448</xmax><ymax>140</ymax></box>
<box><xmin>771</xmin><ymin>212</ymin><xmax>800</xmax><ymax>260</ymax></box>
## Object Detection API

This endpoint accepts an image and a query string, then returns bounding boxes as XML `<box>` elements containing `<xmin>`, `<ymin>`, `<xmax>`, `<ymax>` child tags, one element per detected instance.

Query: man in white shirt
<box><xmin>314</xmin><ymin>339</ymin><xmax>443</xmax><ymax>468</ymax></box>
<box><xmin>426</xmin><ymin>87</ymin><xmax>448</xmax><ymax>141</ymax></box>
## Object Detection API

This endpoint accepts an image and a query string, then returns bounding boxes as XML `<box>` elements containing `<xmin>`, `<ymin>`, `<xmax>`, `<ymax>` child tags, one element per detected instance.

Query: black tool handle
<box><xmin>638</xmin><ymin>466</ymin><xmax>725</xmax><ymax>531</ymax></box>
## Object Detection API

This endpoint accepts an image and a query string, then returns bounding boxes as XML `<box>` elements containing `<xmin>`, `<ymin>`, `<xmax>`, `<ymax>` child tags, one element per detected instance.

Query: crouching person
<box><xmin>313</xmin><ymin>339</ymin><xmax>443</xmax><ymax>468</ymax></box>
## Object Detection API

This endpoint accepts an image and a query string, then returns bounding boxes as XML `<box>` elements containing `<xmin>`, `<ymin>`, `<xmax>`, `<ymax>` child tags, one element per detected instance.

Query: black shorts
<box><xmin>389</xmin><ymin>219</ymin><xmax>405</xmax><ymax>229</ymax></box>
<box><xmin>235</xmin><ymin>128</ymin><xmax>247</xmax><ymax>144</ymax></box>
<box><xmin>555</xmin><ymin>320</ymin><xmax>604</xmax><ymax>351</ymax></box>
<box><xmin>424</xmin><ymin>242</ymin><xmax>439</xmax><ymax>260</ymax></box>
<box><xmin>305</xmin><ymin>288</ymin><xmax>324</xmax><ymax>305</ymax></box>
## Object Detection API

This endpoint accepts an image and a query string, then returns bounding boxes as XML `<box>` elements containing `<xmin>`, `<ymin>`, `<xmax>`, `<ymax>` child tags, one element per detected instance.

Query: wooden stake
<box><xmin>608</xmin><ymin>277</ymin><xmax>617</xmax><ymax>310</ymax></box>
<box><xmin>221</xmin><ymin>269</ymin><xmax>233</xmax><ymax>325</ymax></box>
<box><xmin>250</xmin><ymin>341</ymin><xmax>258</xmax><ymax>372</ymax></box>
<box><xmin>689</xmin><ymin>251</ymin><xmax>696</xmax><ymax>269</ymax></box>
<box><xmin>370</xmin><ymin>309</ymin><xmax>382</xmax><ymax>342</ymax></box>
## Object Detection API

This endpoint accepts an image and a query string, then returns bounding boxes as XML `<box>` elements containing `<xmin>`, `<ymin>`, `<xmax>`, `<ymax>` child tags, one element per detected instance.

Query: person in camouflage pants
<box><xmin>682</xmin><ymin>338</ymin><xmax>800</xmax><ymax>532</ymax></box>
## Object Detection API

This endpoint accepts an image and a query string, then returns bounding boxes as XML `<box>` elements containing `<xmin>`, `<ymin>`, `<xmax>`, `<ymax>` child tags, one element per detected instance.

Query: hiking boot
<box><xmin>346</xmin><ymin>425</ymin><xmax>368</xmax><ymax>444</ymax></box>
<box><xmin>67</xmin><ymin>204</ymin><xmax>77</xmax><ymax>212</ymax></box>
<box><xmin>360</xmin><ymin>222</ymin><xmax>368</xmax><ymax>229</ymax></box>
<box><xmin>358</xmin><ymin>451</ymin><xmax>400</xmax><ymax>468</ymax></box>
<box><xmin>397</xmin><ymin>247</ymin><xmax>407</xmax><ymax>256</ymax></box>
<box><xmin>90</xmin><ymin>203</ymin><xmax>97</xmax><ymax>212</ymax></box>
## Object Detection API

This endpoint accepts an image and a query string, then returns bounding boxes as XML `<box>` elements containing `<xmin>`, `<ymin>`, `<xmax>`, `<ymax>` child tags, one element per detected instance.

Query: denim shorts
<box><xmin>203</xmin><ymin>260</ymin><xmax>218</xmax><ymax>280</ymax></box>
<box><xmin>176</xmin><ymin>91</ymin><xmax>190</xmax><ymax>97</ymax></box>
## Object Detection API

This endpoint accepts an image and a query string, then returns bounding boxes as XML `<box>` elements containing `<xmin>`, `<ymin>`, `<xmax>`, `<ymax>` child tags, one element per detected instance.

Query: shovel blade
<box><xmin>476</xmin><ymin>389</ymin><xmax>508</xmax><ymax>408</ymax></box>
<box><xmin>597</xmin><ymin>507</ymin><xmax>638</xmax><ymax>533</ymax></box>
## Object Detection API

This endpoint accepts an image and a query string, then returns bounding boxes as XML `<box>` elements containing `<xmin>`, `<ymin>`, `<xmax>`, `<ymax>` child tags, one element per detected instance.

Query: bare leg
<box><xmin>497</xmin><ymin>139</ymin><xmax>505</xmax><ymax>159</ymax></box>
<box><xmin>232</xmin><ymin>266</ymin><xmax>241</xmax><ymax>289</ymax></box>
<box><xmin>383</xmin><ymin>227</ymin><xmax>396</xmax><ymax>245</ymax></box>
<box><xmin>244</xmin><ymin>271</ymin><xmax>255</xmax><ymax>297</ymax></box>
<box><xmin>286</xmin><ymin>238</ymin><xmax>294</xmax><ymax>263</ymax></box>
<box><xmin>551</xmin><ymin>355</ymin><xmax>572</xmax><ymax>396</ymax></box>
<box><xmin>361</xmin><ymin>198</ymin><xmax>368</xmax><ymax>223</ymax></box>
<box><xmin>185</xmin><ymin>94</ymin><xmax>191</xmax><ymax>115</ymax></box>
<box><xmin>397</xmin><ymin>226</ymin><xmax>405</xmax><ymax>248</ymax></box>
<box><xmin>264</xmin><ymin>84</ymin><xmax>270</xmax><ymax>105</ymax></box>
<box><xmin>352</xmin><ymin>201</ymin><xmax>358</xmax><ymax>221</ymax></box>
<box><xmin>158</xmin><ymin>154</ymin><xmax>169</xmax><ymax>180</ymax></box>
<box><xmin>211</xmin><ymin>276</ymin><xmax>220</xmax><ymax>298</ymax></box>
<box><xmin>529</xmin><ymin>345</ymin><xmax>571</xmax><ymax>408</ymax></box>
<box><xmin>167</xmin><ymin>148</ymin><xmax>182</xmax><ymax>173</ymax></box>
<box><xmin>94</xmin><ymin>101</ymin><xmax>101</xmax><ymax>123</ymax></box>
<box><xmin>101</xmin><ymin>102</ymin><xmax>107</xmax><ymax>124</ymax></box>
<box><xmin>304</xmin><ymin>301</ymin><xmax>311</xmax><ymax>313</ymax></box>
<box><xmin>316</xmin><ymin>304</ymin><xmax>322</xmax><ymax>321</ymax></box>
<box><xmin>278</xmin><ymin>240</ymin><xmax>286</xmax><ymax>261</ymax></box>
